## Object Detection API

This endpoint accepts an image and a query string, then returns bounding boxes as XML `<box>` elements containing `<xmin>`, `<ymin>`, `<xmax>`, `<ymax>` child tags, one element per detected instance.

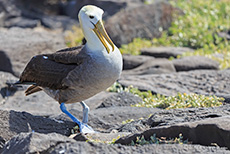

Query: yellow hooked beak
<box><xmin>93</xmin><ymin>20</ymin><xmax>115</xmax><ymax>54</ymax></box>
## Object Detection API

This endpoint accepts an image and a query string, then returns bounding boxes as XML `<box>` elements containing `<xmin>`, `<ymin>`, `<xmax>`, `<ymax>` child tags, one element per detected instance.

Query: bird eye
<box><xmin>89</xmin><ymin>15</ymin><xmax>94</xmax><ymax>19</ymax></box>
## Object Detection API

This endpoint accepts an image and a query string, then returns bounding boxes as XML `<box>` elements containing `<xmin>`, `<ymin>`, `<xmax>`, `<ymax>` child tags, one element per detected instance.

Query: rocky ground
<box><xmin>1</xmin><ymin>0</ymin><xmax>230</xmax><ymax>153</ymax></box>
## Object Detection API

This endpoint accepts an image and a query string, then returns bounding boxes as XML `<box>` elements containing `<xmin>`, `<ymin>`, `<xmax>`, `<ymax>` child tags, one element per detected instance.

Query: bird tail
<box><xmin>7</xmin><ymin>81</ymin><xmax>42</xmax><ymax>96</ymax></box>
<box><xmin>25</xmin><ymin>85</ymin><xmax>42</xmax><ymax>96</ymax></box>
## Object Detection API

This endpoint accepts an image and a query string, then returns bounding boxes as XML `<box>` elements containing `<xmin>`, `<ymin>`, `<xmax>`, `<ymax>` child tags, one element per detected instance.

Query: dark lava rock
<box><xmin>61</xmin><ymin>0</ymin><xmax>127</xmax><ymax>21</ymax></box>
<box><xmin>146</xmin><ymin>104</ymin><xmax>230</xmax><ymax>127</ymax></box>
<box><xmin>0</xmin><ymin>0</ymin><xmax>21</xmax><ymax>27</ymax></box>
<box><xmin>215</xmin><ymin>94</ymin><xmax>230</xmax><ymax>104</ymax></box>
<box><xmin>90</xmin><ymin>107</ymin><xmax>161</xmax><ymax>131</ymax></box>
<box><xmin>122</xmin><ymin>58</ymin><xmax>176</xmax><ymax>75</ymax></box>
<box><xmin>141</xmin><ymin>47</ymin><xmax>194</xmax><ymax>58</ymax></box>
<box><xmin>123</xmin><ymin>54</ymin><xmax>154</xmax><ymax>70</ymax></box>
<box><xmin>1</xmin><ymin>132</ymin><xmax>76</xmax><ymax>154</ymax></box>
<box><xmin>50</xmin><ymin>142</ymin><xmax>229</xmax><ymax>154</ymax></box>
<box><xmin>117</xmin><ymin>119</ymin><xmax>149</xmax><ymax>133</ymax></box>
<box><xmin>4</xmin><ymin>17</ymin><xmax>39</xmax><ymax>28</ymax></box>
<box><xmin>105</xmin><ymin>1</ymin><xmax>182</xmax><ymax>47</ymax></box>
<box><xmin>0</xmin><ymin>72</ymin><xmax>18</xmax><ymax>103</ymax></box>
<box><xmin>39</xmin><ymin>15</ymin><xmax>77</xmax><ymax>30</ymax></box>
<box><xmin>97</xmin><ymin>92</ymin><xmax>142</xmax><ymax>108</ymax></box>
<box><xmin>116</xmin><ymin>116</ymin><xmax>230</xmax><ymax>150</ymax></box>
<box><xmin>16</xmin><ymin>0</ymin><xmax>62</xmax><ymax>16</ymax></box>
<box><xmin>0</xmin><ymin>109</ymin><xmax>74</xmax><ymax>142</ymax></box>
<box><xmin>2</xmin><ymin>132</ymin><xmax>229</xmax><ymax>154</ymax></box>
<box><xmin>0</xmin><ymin>27</ymin><xmax>65</xmax><ymax>77</ymax></box>
<box><xmin>2</xmin><ymin>105</ymin><xmax>230</xmax><ymax>153</ymax></box>
<box><xmin>172</xmin><ymin>56</ymin><xmax>219</xmax><ymax>72</ymax></box>
<box><xmin>55</xmin><ymin>106</ymin><xmax>161</xmax><ymax>132</ymax></box>
<box><xmin>119</xmin><ymin>69</ymin><xmax>230</xmax><ymax>98</ymax></box>
<box><xmin>0</xmin><ymin>51</ymin><xmax>14</xmax><ymax>75</ymax></box>
<box><xmin>116</xmin><ymin>104</ymin><xmax>230</xmax><ymax>133</ymax></box>
<box><xmin>0</xmin><ymin>0</ymin><xmax>77</xmax><ymax>29</ymax></box>
<box><xmin>1</xmin><ymin>90</ymin><xmax>60</xmax><ymax>116</ymax></box>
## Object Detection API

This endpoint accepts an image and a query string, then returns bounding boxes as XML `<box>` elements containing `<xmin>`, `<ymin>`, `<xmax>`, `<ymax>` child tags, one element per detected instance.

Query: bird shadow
<box><xmin>8</xmin><ymin>110</ymin><xmax>75</xmax><ymax>136</ymax></box>
<box><xmin>0</xmin><ymin>51</ymin><xmax>15</xmax><ymax>75</ymax></box>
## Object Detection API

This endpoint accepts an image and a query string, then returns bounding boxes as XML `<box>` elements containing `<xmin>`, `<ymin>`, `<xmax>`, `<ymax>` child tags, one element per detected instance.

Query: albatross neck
<box><xmin>82</xmin><ymin>26</ymin><xmax>105</xmax><ymax>53</ymax></box>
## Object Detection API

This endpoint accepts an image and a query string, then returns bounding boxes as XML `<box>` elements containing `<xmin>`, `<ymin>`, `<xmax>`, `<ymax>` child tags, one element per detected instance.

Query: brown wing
<box><xmin>20</xmin><ymin>46</ymin><xmax>86</xmax><ymax>90</ymax></box>
<box><xmin>49</xmin><ymin>46</ymin><xmax>84</xmax><ymax>64</ymax></box>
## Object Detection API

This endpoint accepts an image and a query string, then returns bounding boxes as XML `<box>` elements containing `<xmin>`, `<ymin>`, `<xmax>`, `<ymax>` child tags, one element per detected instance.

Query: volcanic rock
<box><xmin>2</xmin><ymin>132</ymin><xmax>229</xmax><ymax>154</ymax></box>
<box><xmin>122</xmin><ymin>54</ymin><xmax>155</xmax><ymax>70</ymax></box>
<box><xmin>122</xmin><ymin>58</ymin><xmax>176</xmax><ymax>75</ymax></box>
<box><xmin>172</xmin><ymin>56</ymin><xmax>219</xmax><ymax>71</ymax></box>
<box><xmin>105</xmin><ymin>1</ymin><xmax>182</xmax><ymax>47</ymax></box>
<box><xmin>0</xmin><ymin>27</ymin><xmax>66</xmax><ymax>77</ymax></box>
<box><xmin>97</xmin><ymin>92</ymin><xmax>142</xmax><ymax>108</ymax></box>
<box><xmin>1</xmin><ymin>132</ymin><xmax>75</xmax><ymax>154</ymax></box>
<box><xmin>141</xmin><ymin>47</ymin><xmax>194</xmax><ymax>58</ymax></box>
<box><xmin>116</xmin><ymin>116</ymin><xmax>230</xmax><ymax>150</ymax></box>
<box><xmin>0</xmin><ymin>109</ymin><xmax>74</xmax><ymax>142</ymax></box>
<box><xmin>119</xmin><ymin>69</ymin><xmax>230</xmax><ymax>98</ymax></box>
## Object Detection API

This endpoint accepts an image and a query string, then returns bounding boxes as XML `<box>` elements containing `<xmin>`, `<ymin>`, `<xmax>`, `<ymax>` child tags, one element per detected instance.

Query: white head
<box><xmin>78</xmin><ymin>5</ymin><xmax>103</xmax><ymax>29</ymax></box>
<box><xmin>78</xmin><ymin>5</ymin><xmax>115</xmax><ymax>54</ymax></box>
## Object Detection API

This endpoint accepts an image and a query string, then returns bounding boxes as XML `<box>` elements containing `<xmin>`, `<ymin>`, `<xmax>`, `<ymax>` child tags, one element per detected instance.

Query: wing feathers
<box><xmin>20</xmin><ymin>55</ymin><xmax>76</xmax><ymax>89</ymax></box>
<box><xmin>48</xmin><ymin>46</ymin><xmax>84</xmax><ymax>64</ymax></box>
<box><xmin>20</xmin><ymin>46</ymin><xmax>86</xmax><ymax>90</ymax></box>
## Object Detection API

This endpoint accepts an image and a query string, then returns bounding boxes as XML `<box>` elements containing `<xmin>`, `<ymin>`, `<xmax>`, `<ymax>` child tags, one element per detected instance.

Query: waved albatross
<box><xmin>17</xmin><ymin>5</ymin><xmax>123</xmax><ymax>133</ymax></box>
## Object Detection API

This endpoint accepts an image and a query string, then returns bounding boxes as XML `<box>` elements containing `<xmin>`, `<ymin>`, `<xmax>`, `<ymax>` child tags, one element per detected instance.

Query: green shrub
<box><xmin>120</xmin><ymin>38</ymin><xmax>152</xmax><ymax>55</ymax></box>
<box><xmin>65</xmin><ymin>26</ymin><xmax>84</xmax><ymax>47</ymax></box>
<box><xmin>108</xmin><ymin>83</ymin><xmax>224</xmax><ymax>109</ymax></box>
<box><xmin>132</xmin><ymin>92</ymin><xmax>224</xmax><ymax>109</ymax></box>
<box><xmin>130</xmin><ymin>133</ymin><xmax>190</xmax><ymax>146</ymax></box>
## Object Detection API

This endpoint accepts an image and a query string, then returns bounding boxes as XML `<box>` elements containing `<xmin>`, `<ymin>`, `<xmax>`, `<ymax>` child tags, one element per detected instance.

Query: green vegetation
<box><xmin>71</xmin><ymin>125</ymin><xmax>121</xmax><ymax>144</ymax></box>
<box><xmin>86</xmin><ymin>135</ymin><xmax>121</xmax><ymax>144</ymax></box>
<box><xmin>132</xmin><ymin>92</ymin><xmax>223</xmax><ymax>109</ymax></box>
<box><xmin>107</xmin><ymin>82</ymin><xmax>125</xmax><ymax>93</ymax></box>
<box><xmin>71</xmin><ymin>125</ymin><xmax>80</xmax><ymax>134</ymax></box>
<box><xmin>122</xmin><ymin>118</ymin><xmax>135</xmax><ymax>124</ymax></box>
<box><xmin>131</xmin><ymin>133</ymin><xmax>190</xmax><ymax>146</ymax></box>
<box><xmin>120</xmin><ymin>38</ymin><xmax>152</xmax><ymax>55</ymax></box>
<box><xmin>107</xmin><ymin>82</ymin><xmax>224</xmax><ymax>109</ymax></box>
<box><xmin>120</xmin><ymin>0</ymin><xmax>230</xmax><ymax>69</ymax></box>
<box><xmin>122</xmin><ymin>117</ymin><xmax>144</xmax><ymax>124</ymax></box>
<box><xmin>65</xmin><ymin>25</ymin><xmax>84</xmax><ymax>47</ymax></box>
<box><xmin>166</xmin><ymin>0</ymin><xmax>229</xmax><ymax>49</ymax></box>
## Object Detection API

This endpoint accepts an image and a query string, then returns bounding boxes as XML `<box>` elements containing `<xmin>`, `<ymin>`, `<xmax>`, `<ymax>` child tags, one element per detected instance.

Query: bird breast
<box><xmin>56</xmin><ymin>48</ymin><xmax>122</xmax><ymax>103</ymax></box>
<box><xmin>84</xmin><ymin>47</ymin><xmax>122</xmax><ymax>89</ymax></box>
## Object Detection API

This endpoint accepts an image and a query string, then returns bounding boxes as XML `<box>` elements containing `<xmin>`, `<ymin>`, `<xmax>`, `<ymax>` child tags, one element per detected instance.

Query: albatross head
<box><xmin>78</xmin><ymin>5</ymin><xmax>115</xmax><ymax>54</ymax></box>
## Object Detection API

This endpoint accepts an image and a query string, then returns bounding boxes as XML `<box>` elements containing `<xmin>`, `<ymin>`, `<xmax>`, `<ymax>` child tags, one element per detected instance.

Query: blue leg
<box><xmin>60</xmin><ymin>103</ymin><xmax>95</xmax><ymax>133</ymax></box>
<box><xmin>60</xmin><ymin>103</ymin><xmax>81</xmax><ymax>126</ymax></box>
<box><xmin>80</xmin><ymin>101</ymin><xmax>89</xmax><ymax>124</ymax></box>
